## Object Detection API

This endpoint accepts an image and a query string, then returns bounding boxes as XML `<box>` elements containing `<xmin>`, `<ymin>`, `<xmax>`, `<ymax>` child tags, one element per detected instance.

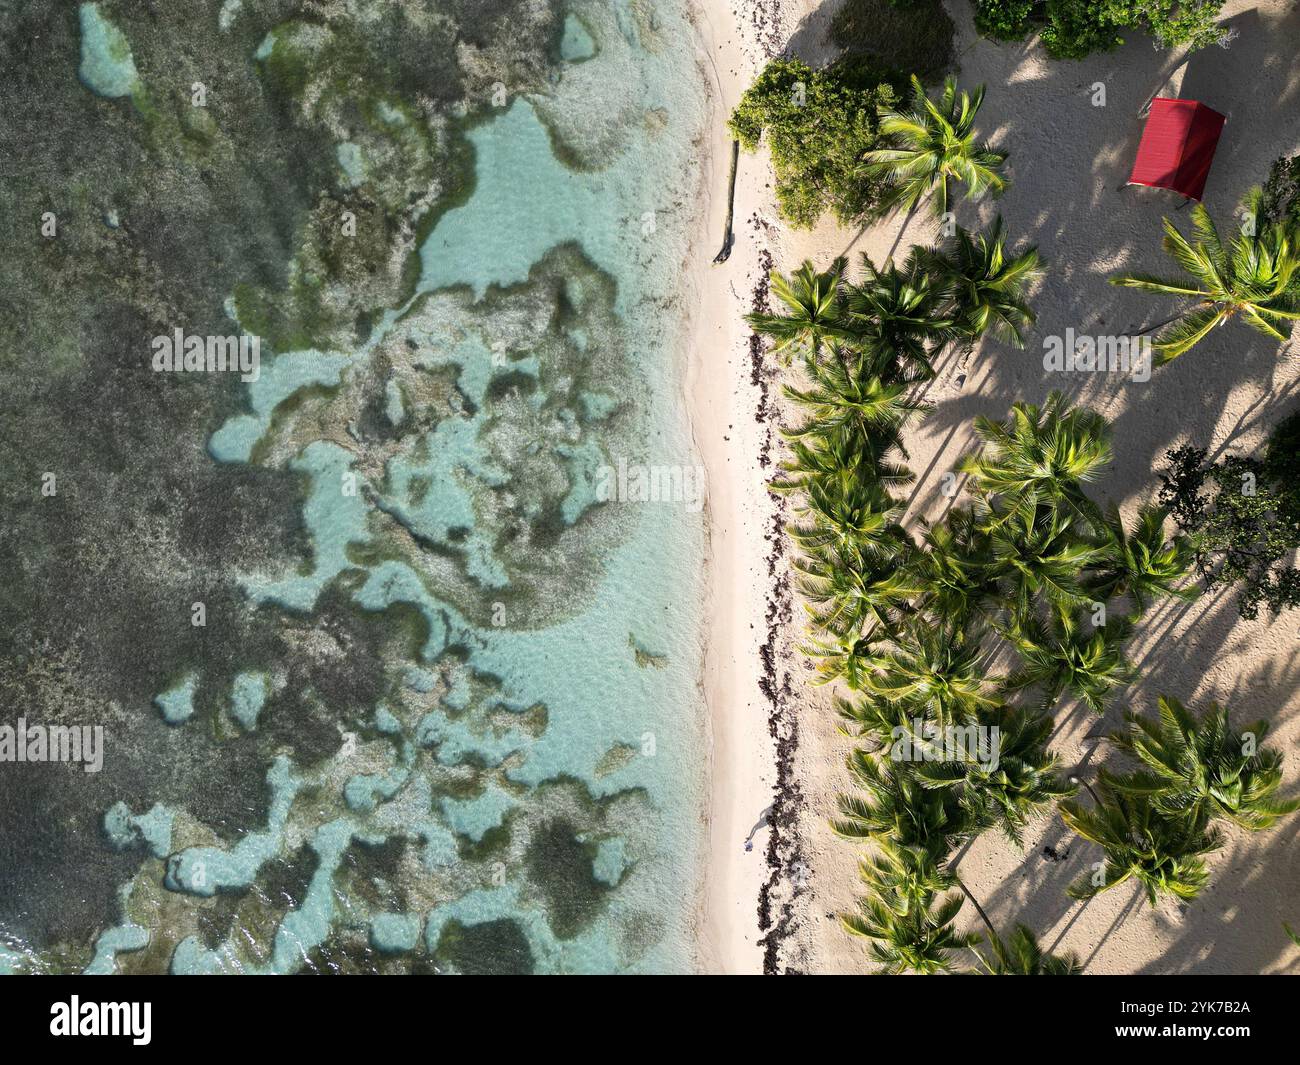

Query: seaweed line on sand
<box><xmin>740</xmin><ymin>0</ymin><xmax>787</xmax><ymax>59</ymax></box>
<box><xmin>747</xmin><ymin>229</ymin><xmax>805</xmax><ymax>975</ymax></box>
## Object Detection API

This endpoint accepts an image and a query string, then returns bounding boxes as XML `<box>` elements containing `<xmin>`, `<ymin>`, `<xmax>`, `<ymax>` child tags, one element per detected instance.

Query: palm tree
<box><xmin>806</xmin><ymin>625</ymin><xmax>896</xmax><ymax>692</ymax></box>
<box><xmin>836</xmin><ymin>689</ymin><xmax>914</xmax><ymax>744</ymax></box>
<box><xmin>987</xmin><ymin>505</ymin><xmax>1108</xmax><ymax>620</ymax></box>
<box><xmin>863</xmin><ymin>75</ymin><xmax>1008</xmax><ymax>222</ymax></box>
<box><xmin>783</xmin><ymin>352</ymin><xmax>932</xmax><ymax>441</ymax></box>
<box><xmin>745</xmin><ymin>257</ymin><xmax>850</xmax><ymax>362</ymax></box>
<box><xmin>1003</xmin><ymin>606</ymin><xmax>1135</xmax><ymax>714</ymax></box>
<box><xmin>782</xmin><ymin>452</ymin><xmax>903</xmax><ymax>557</ymax></box>
<box><xmin>959</xmin><ymin>391</ymin><xmax>1112</xmax><ymax>530</ymax></box>
<box><xmin>855</xmin><ymin>837</ymin><xmax>956</xmax><ymax>916</ymax></box>
<box><xmin>1111</xmin><ymin>193</ymin><xmax>1300</xmax><ymax>363</ymax></box>
<box><xmin>928</xmin><ymin>218</ymin><xmax>1042</xmax><ymax>346</ymax></box>
<box><xmin>950</xmin><ymin>872</ymin><xmax>1082</xmax><ymax>973</ymax></box>
<box><xmin>1088</xmin><ymin>504</ymin><xmax>1199</xmax><ymax>614</ymax></box>
<box><xmin>842</xmin><ymin>879</ymin><xmax>975</xmax><ymax>974</ymax></box>
<box><xmin>858</xmin><ymin>619</ymin><xmax>1003</xmax><ymax>726</ymax></box>
<box><xmin>913</xmin><ymin>707</ymin><xmax>1076</xmax><ymax>844</ymax></box>
<box><xmin>841</xmin><ymin>251</ymin><xmax>957</xmax><ymax>376</ymax></box>
<box><xmin>833</xmin><ymin>749</ymin><xmax>969</xmax><ymax>850</ymax></box>
<box><xmin>1108</xmin><ymin>696</ymin><xmax>1300</xmax><ymax>831</ymax></box>
<box><xmin>1059</xmin><ymin>784</ymin><xmax>1220</xmax><ymax>905</ymax></box>
<box><xmin>794</xmin><ymin>538</ymin><xmax>921</xmax><ymax>648</ymax></box>
<box><xmin>908</xmin><ymin>509</ymin><xmax>998</xmax><ymax>626</ymax></box>
<box><xmin>969</xmin><ymin>924</ymin><xmax>1084</xmax><ymax>975</ymax></box>
<box><xmin>772</xmin><ymin>424</ymin><xmax>914</xmax><ymax>496</ymax></box>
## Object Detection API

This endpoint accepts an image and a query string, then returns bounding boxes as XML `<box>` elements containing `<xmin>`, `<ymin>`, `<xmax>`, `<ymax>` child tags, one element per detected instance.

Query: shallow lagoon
<box><xmin>20</xmin><ymin>0</ymin><xmax>712</xmax><ymax>976</ymax></box>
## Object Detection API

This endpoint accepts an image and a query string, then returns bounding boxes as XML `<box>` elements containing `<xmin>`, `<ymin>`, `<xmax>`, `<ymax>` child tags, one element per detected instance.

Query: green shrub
<box><xmin>972</xmin><ymin>0</ymin><xmax>1036</xmax><ymax>41</ymax></box>
<box><xmin>1158</xmin><ymin>412</ymin><xmax>1300</xmax><ymax>620</ymax></box>
<box><xmin>971</xmin><ymin>0</ymin><xmax>1226</xmax><ymax>60</ymax></box>
<box><xmin>729</xmin><ymin>59</ymin><xmax>897</xmax><ymax>229</ymax></box>
<box><xmin>1261</xmin><ymin>154</ymin><xmax>1300</xmax><ymax>230</ymax></box>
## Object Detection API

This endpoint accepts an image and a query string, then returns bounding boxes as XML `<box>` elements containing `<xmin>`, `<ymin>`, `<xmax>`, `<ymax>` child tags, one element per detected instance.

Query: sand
<box><xmin>690</xmin><ymin>0</ymin><xmax>1300</xmax><ymax>974</ymax></box>
<box><xmin>687</xmin><ymin>0</ymin><xmax>780</xmax><ymax>976</ymax></box>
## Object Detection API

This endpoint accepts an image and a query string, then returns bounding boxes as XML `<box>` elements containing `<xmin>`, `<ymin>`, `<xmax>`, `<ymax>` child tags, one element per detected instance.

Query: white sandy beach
<box><xmin>688</xmin><ymin>0</ymin><xmax>779</xmax><ymax>976</ymax></box>
<box><xmin>691</xmin><ymin>0</ymin><xmax>1300</xmax><ymax>974</ymax></box>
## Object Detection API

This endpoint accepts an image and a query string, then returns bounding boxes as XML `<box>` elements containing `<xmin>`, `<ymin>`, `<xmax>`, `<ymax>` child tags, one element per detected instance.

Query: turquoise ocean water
<box><xmin>2</xmin><ymin>1</ymin><xmax>710</xmax><ymax>975</ymax></box>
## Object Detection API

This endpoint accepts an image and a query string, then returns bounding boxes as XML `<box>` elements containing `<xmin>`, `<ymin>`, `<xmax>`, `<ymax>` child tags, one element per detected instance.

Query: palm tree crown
<box><xmin>1111</xmin><ymin>194</ymin><xmax>1300</xmax><ymax>363</ymax></box>
<box><xmin>1059</xmin><ymin>784</ymin><xmax>1220</xmax><ymax>905</ymax></box>
<box><xmin>864</xmin><ymin>75</ymin><xmax>1008</xmax><ymax>218</ymax></box>
<box><xmin>1088</xmin><ymin>504</ymin><xmax>1198</xmax><ymax>614</ymax></box>
<box><xmin>960</xmin><ymin>391</ymin><xmax>1112</xmax><ymax>529</ymax></box>
<box><xmin>970</xmin><ymin>924</ymin><xmax>1083</xmax><ymax>975</ymax></box>
<box><xmin>928</xmin><ymin>218</ymin><xmax>1041</xmax><ymax>346</ymax></box>
<box><xmin>746</xmin><ymin>257</ymin><xmax>849</xmax><ymax>361</ymax></box>
<box><xmin>1108</xmin><ymin>696</ymin><xmax>1300</xmax><ymax>830</ymax></box>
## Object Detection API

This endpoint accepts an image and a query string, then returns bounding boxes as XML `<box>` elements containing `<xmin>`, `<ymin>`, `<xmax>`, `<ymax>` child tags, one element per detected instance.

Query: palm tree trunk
<box><xmin>1071</xmin><ymin>774</ymin><xmax>1103</xmax><ymax>806</ymax></box>
<box><xmin>884</xmin><ymin>199</ymin><xmax>923</xmax><ymax>265</ymax></box>
<box><xmin>952</xmin><ymin>873</ymin><xmax>997</xmax><ymax>938</ymax></box>
<box><xmin>1133</xmin><ymin>308</ymin><xmax>1187</xmax><ymax>337</ymax></box>
<box><xmin>712</xmin><ymin>140</ymin><xmax>740</xmax><ymax>265</ymax></box>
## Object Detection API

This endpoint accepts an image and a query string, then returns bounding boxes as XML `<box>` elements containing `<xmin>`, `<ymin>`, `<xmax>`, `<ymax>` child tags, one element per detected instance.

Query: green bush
<box><xmin>729</xmin><ymin>59</ymin><xmax>897</xmax><ymax>229</ymax></box>
<box><xmin>972</xmin><ymin>0</ymin><xmax>1036</xmax><ymax>41</ymax></box>
<box><xmin>971</xmin><ymin>0</ymin><xmax>1226</xmax><ymax>60</ymax></box>
<box><xmin>1261</xmin><ymin>154</ymin><xmax>1300</xmax><ymax>230</ymax></box>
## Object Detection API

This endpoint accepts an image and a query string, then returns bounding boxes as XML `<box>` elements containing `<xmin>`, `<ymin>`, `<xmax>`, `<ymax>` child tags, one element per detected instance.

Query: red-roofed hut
<box><xmin>1126</xmin><ymin>98</ymin><xmax>1227</xmax><ymax>202</ymax></box>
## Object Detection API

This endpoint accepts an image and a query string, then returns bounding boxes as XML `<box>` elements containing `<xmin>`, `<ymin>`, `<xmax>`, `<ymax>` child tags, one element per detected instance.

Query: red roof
<box><xmin>1127</xmin><ymin>98</ymin><xmax>1226</xmax><ymax>201</ymax></box>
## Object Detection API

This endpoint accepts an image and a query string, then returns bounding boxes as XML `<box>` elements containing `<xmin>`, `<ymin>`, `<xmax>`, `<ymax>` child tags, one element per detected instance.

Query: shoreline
<box><xmin>684</xmin><ymin>0</ymin><xmax>817</xmax><ymax>976</ymax></box>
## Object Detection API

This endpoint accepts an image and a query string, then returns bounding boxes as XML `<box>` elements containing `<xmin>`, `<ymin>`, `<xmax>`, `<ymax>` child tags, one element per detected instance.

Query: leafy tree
<box><xmin>729</xmin><ymin>60</ymin><xmax>897</xmax><ymax>228</ymax></box>
<box><xmin>863</xmin><ymin>75</ymin><xmax>1008</xmax><ymax>219</ymax></box>
<box><xmin>1111</xmin><ymin>196</ymin><xmax>1300</xmax><ymax>363</ymax></box>
<box><xmin>1157</xmin><ymin>413</ymin><xmax>1300</xmax><ymax>619</ymax></box>
<box><xmin>972</xmin><ymin>0</ymin><xmax>1036</xmax><ymax>41</ymax></box>
<box><xmin>972</xmin><ymin>0</ymin><xmax>1226</xmax><ymax>60</ymax></box>
<box><xmin>830</xmin><ymin>0</ymin><xmax>957</xmax><ymax>87</ymax></box>
<box><xmin>1260</xmin><ymin>153</ymin><xmax>1300</xmax><ymax>231</ymax></box>
<box><xmin>1059</xmin><ymin>784</ymin><xmax>1220</xmax><ymax>905</ymax></box>
<box><xmin>1108</xmin><ymin>696</ymin><xmax>1300</xmax><ymax>831</ymax></box>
